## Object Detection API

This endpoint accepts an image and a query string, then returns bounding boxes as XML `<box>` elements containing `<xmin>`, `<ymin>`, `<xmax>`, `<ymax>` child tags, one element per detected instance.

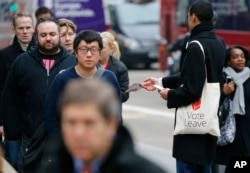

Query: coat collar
<box><xmin>100</xmin><ymin>125</ymin><xmax>135</xmax><ymax>171</ymax></box>
<box><xmin>12</xmin><ymin>35</ymin><xmax>36</xmax><ymax>52</ymax></box>
<box><xmin>190</xmin><ymin>21</ymin><xmax>216</xmax><ymax>40</ymax></box>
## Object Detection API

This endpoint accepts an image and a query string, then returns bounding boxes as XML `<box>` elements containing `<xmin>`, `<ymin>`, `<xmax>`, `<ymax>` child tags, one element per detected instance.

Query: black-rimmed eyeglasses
<box><xmin>77</xmin><ymin>47</ymin><xmax>100</xmax><ymax>55</ymax></box>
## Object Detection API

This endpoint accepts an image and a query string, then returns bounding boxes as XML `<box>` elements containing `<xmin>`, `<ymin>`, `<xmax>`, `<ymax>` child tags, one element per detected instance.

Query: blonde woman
<box><xmin>99</xmin><ymin>31</ymin><xmax>129</xmax><ymax>103</ymax></box>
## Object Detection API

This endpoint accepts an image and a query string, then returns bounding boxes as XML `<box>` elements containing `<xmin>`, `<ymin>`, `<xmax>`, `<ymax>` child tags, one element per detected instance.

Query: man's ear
<box><xmin>193</xmin><ymin>14</ymin><xmax>200</xmax><ymax>25</ymax></box>
<box><xmin>190</xmin><ymin>13</ymin><xmax>197</xmax><ymax>23</ymax></box>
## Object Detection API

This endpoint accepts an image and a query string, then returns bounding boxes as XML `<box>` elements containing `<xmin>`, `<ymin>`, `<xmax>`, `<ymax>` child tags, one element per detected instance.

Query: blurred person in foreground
<box><xmin>38</xmin><ymin>79</ymin><xmax>167</xmax><ymax>173</ymax></box>
<box><xmin>0</xmin><ymin>12</ymin><xmax>36</xmax><ymax>170</ymax></box>
<box><xmin>99</xmin><ymin>31</ymin><xmax>129</xmax><ymax>103</ymax></box>
<box><xmin>215</xmin><ymin>46</ymin><xmax>250</xmax><ymax>172</ymax></box>
<box><xmin>35</xmin><ymin>6</ymin><xmax>53</xmax><ymax>22</ymax></box>
<box><xmin>2</xmin><ymin>17</ymin><xmax>76</xmax><ymax>173</ymax></box>
<box><xmin>58</xmin><ymin>18</ymin><xmax>77</xmax><ymax>54</ymax></box>
<box><xmin>141</xmin><ymin>1</ymin><xmax>225</xmax><ymax>173</ymax></box>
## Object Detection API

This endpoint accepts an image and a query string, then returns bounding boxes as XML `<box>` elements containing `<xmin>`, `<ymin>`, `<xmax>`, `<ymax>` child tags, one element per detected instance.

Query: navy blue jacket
<box><xmin>2</xmin><ymin>46</ymin><xmax>76</xmax><ymax>140</ymax></box>
<box><xmin>44</xmin><ymin>66</ymin><xmax>121</xmax><ymax>134</ymax></box>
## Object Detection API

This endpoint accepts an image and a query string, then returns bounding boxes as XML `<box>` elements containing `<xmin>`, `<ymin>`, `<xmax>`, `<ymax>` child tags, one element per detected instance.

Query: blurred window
<box><xmin>116</xmin><ymin>2</ymin><xmax>159</xmax><ymax>25</ymax></box>
<box><xmin>176</xmin><ymin>0</ymin><xmax>250</xmax><ymax>31</ymax></box>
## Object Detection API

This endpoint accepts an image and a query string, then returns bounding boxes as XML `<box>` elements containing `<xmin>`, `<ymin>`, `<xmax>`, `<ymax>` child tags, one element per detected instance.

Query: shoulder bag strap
<box><xmin>189</xmin><ymin>40</ymin><xmax>207</xmax><ymax>81</ymax></box>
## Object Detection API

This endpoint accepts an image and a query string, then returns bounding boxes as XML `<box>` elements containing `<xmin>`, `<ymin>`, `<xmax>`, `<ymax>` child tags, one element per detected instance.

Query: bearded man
<box><xmin>2</xmin><ymin>18</ymin><xmax>76</xmax><ymax>173</ymax></box>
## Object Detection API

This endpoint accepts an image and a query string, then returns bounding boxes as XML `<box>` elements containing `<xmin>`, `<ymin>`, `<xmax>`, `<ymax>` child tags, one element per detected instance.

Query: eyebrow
<box><xmin>39</xmin><ymin>31</ymin><xmax>57</xmax><ymax>35</ymax></box>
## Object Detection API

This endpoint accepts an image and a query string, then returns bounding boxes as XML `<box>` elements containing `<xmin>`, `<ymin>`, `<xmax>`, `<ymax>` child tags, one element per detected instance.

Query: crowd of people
<box><xmin>0</xmin><ymin>1</ymin><xmax>249</xmax><ymax>173</ymax></box>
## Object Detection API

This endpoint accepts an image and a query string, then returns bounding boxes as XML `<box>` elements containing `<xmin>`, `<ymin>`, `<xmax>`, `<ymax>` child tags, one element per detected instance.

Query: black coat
<box><xmin>0</xmin><ymin>36</ymin><xmax>36</xmax><ymax>125</ymax></box>
<box><xmin>37</xmin><ymin>126</ymin><xmax>167</xmax><ymax>173</ymax></box>
<box><xmin>2</xmin><ymin>46</ymin><xmax>76</xmax><ymax>140</ymax></box>
<box><xmin>215</xmin><ymin>76</ymin><xmax>250</xmax><ymax>165</ymax></box>
<box><xmin>107</xmin><ymin>56</ymin><xmax>129</xmax><ymax>102</ymax></box>
<box><xmin>162</xmin><ymin>22</ymin><xmax>226</xmax><ymax>165</ymax></box>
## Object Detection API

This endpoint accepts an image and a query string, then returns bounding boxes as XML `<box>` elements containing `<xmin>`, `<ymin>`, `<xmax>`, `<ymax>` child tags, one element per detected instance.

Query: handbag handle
<box><xmin>190</xmin><ymin>40</ymin><xmax>205</xmax><ymax>58</ymax></box>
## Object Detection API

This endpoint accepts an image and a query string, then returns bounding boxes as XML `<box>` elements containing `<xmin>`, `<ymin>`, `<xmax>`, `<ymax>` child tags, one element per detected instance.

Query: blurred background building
<box><xmin>0</xmin><ymin>0</ymin><xmax>250</xmax><ymax>72</ymax></box>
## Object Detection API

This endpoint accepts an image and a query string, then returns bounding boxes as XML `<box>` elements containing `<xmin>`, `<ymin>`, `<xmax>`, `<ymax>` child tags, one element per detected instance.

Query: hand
<box><xmin>0</xmin><ymin>126</ymin><xmax>4</xmax><ymax>136</ymax></box>
<box><xmin>159</xmin><ymin>88</ymin><xmax>169</xmax><ymax>100</ymax></box>
<box><xmin>223</xmin><ymin>81</ymin><xmax>235</xmax><ymax>95</ymax></box>
<box><xmin>141</xmin><ymin>77</ymin><xmax>158</xmax><ymax>91</ymax></box>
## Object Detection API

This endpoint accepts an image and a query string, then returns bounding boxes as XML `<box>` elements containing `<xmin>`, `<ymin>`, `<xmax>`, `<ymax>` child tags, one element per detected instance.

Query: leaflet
<box><xmin>125</xmin><ymin>83</ymin><xmax>142</xmax><ymax>93</ymax></box>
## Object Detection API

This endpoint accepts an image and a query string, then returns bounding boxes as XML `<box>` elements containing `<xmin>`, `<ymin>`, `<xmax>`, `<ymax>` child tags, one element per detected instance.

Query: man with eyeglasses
<box><xmin>40</xmin><ymin>31</ymin><xmax>121</xmax><ymax>170</ymax></box>
<box><xmin>44</xmin><ymin>29</ymin><xmax>121</xmax><ymax>136</ymax></box>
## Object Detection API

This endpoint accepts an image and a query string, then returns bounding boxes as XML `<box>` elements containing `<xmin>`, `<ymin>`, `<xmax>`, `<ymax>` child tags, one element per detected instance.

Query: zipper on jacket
<box><xmin>46</xmin><ymin>70</ymin><xmax>50</xmax><ymax>86</ymax></box>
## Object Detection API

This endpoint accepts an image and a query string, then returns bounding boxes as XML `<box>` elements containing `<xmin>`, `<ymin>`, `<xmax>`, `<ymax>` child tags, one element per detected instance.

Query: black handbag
<box><xmin>217</xmin><ymin>97</ymin><xmax>236</xmax><ymax>146</ymax></box>
<box><xmin>218</xmin><ymin>96</ymin><xmax>231</xmax><ymax>127</ymax></box>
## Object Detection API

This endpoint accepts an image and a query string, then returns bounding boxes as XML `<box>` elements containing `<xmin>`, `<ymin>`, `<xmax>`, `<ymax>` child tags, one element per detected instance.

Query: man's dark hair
<box><xmin>59</xmin><ymin>79</ymin><xmax>119</xmax><ymax>120</ymax></box>
<box><xmin>35</xmin><ymin>6</ymin><xmax>53</xmax><ymax>19</ymax></box>
<box><xmin>12</xmin><ymin>12</ymin><xmax>33</xmax><ymax>27</ymax></box>
<box><xmin>224</xmin><ymin>46</ymin><xmax>249</xmax><ymax>67</ymax></box>
<box><xmin>35</xmin><ymin>17</ymin><xmax>59</xmax><ymax>35</ymax></box>
<box><xmin>73</xmin><ymin>30</ymin><xmax>103</xmax><ymax>51</ymax></box>
<box><xmin>189</xmin><ymin>0</ymin><xmax>213</xmax><ymax>22</ymax></box>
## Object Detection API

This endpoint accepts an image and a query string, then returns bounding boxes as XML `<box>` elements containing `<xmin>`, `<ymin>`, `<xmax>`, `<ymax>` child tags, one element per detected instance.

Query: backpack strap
<box><xmin>94</xmin><ymin>68</ymin><xmax>105</xmax><ymax>78</ymax></box>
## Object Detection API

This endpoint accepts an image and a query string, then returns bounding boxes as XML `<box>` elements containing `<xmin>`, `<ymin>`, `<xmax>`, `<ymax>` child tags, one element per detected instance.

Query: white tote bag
<box><xmin>174</xmin><ymin>40</ymin><xmax>221</xmax><ymax>137</ymax></box>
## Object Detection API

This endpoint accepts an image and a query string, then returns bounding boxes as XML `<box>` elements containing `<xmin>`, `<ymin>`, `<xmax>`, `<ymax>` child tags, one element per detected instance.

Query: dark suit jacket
<box><xmin>37</xmin><ymin>125</ymin><xmax>167</xmax><ymax>173</ymax></box>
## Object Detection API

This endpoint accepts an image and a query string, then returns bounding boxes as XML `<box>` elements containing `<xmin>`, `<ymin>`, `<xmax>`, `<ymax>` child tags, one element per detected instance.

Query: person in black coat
<box><xmin>141</xmin><ymin>1</ymin><xmax>225</xmax><ymax>173</ymax></box>
<box><xmin>37</xmin><ymin>79</ymin><xmax>167</xmax><ymax>173</ymax></box>
<box><xmin>215</xmin><ymin>46</ymin><xmax>250</xmax><ymax>172</ymax></box>
<box><xmin>0</xmin><ymin>12</ymin><xmax>36</xmax><ymax>170</ymax></box>
<box><xmin>99</xmin><ymin>31</ymin><xmax>129</xmax><ymax>103</ymax></box>
<box><xmin>2</xmin><ymin>18</ymin><xmax>76</xmax><ymax>173</ymax></box>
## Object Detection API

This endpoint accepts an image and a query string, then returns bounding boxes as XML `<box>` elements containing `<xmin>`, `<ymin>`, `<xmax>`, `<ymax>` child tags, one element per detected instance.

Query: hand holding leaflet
<box><xmin>125</xmin><ymin>83</ymin><xmax>142</xmax><ymax>93</ymax></box>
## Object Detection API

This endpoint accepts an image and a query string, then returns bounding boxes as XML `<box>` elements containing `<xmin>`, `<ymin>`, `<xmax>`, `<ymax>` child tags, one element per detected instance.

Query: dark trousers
<box><xmin>176</xmin><ymin>160</ymin><xmax>212</xmax><ymax>173</ymax></box>
<box><xmin>5</xmin><ymin>140</ymin><xmax>21</xmax><ymax>170</ymax></box>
